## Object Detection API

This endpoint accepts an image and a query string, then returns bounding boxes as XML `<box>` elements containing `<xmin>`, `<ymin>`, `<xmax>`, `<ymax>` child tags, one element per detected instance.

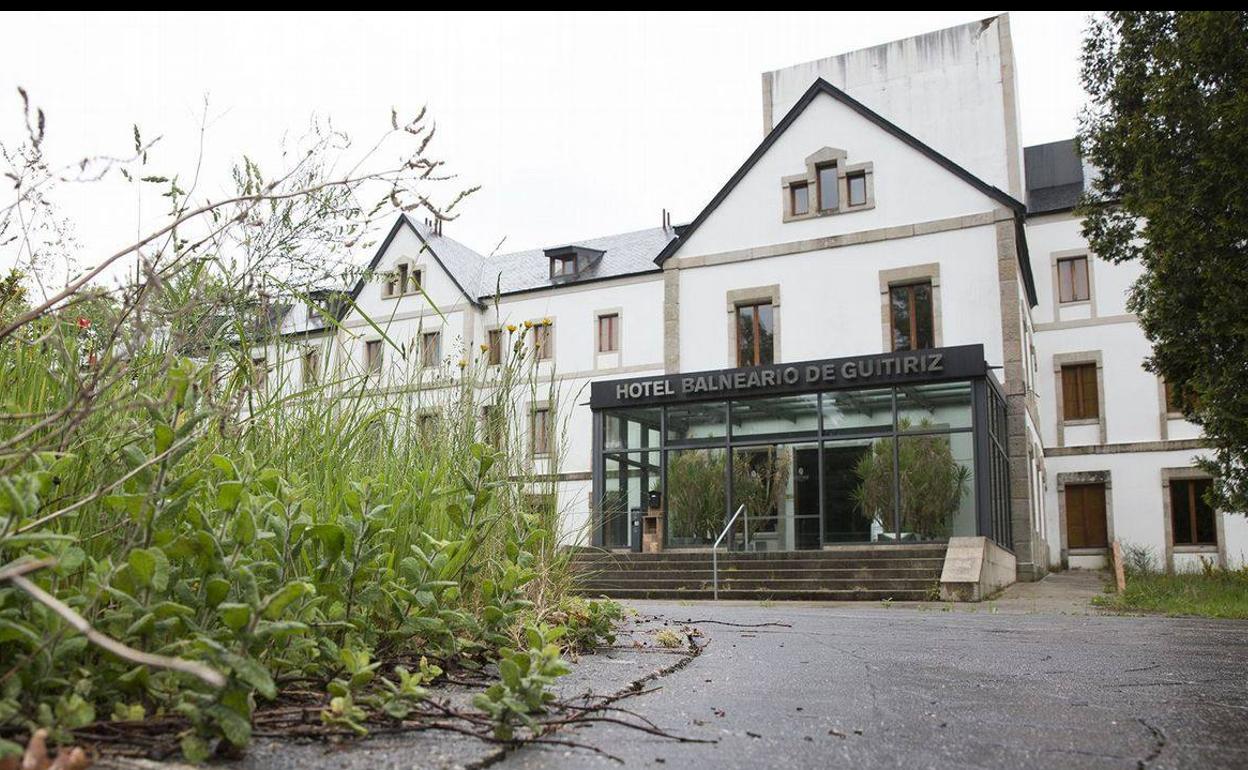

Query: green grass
<box><xmin>1093</xmin><ymin>568</ymin><xmax>1248</xmax><ymax>619</ymax></box>
<box><xmin>0</xmin><ymin>294</ymin><xmax>589</xmax><ymax>759</ymax></box>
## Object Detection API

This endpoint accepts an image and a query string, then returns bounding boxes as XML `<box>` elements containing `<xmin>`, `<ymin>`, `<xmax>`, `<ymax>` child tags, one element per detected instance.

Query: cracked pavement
<box><xmin>501</xmin><ymin>600</ymin><xmax>1248</xmax><ymax>769</ymax></box>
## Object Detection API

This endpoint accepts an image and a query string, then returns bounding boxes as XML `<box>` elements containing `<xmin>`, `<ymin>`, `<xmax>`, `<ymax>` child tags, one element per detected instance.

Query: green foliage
<box><xmin>853</xmin><ymin>419</ymin><xmax>969</xmax><ymax>539</ymax></box>
<box><xmin>1078</xmin><ymin>11</ymin><xmax>1248</xmax><ymax>512</ymax></box>
<box><xmin>471</xmin><ymin>624</ymin><xmax>571</xmax><ymax>741</ymax></box>
<box><xmin>555</xmin><ymin>596</ymin><xmax>622</xmax><ymax>653</ymax></box>
<box><xmin>665</xmin><ymin>450</ymin><xmax>727</xmax><ymax>541</ymax></box>
<box><xmin>0</xmin><ymin>322</ymin><xmax>579</xmax><ymax>759</ymax></box>
<box><xmin>1093</xmin><ymin>564</ymin><xmax>1248</xmax><ymax>619</ymax></box>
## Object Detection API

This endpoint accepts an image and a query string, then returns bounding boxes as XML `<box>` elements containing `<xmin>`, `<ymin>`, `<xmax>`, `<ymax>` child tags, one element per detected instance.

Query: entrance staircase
<box><xmin>570</xmin><ymin>544</ymin><xmax>948</xmax><ymax>601</ymax></box>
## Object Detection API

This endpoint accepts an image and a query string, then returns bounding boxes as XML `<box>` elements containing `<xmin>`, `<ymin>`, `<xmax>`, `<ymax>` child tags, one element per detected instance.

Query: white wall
<box><xmin>679</xmin><ymin>92</ymin><xmax>1004</xmax><ymax>261</ymax></box>
<box><xmin>763</xmin><ymin>14</ymin><xmax>1023</xmax><ymax>200</ymax></box>
<box><xmin>677</xmin><ymin>224</ymin><xmax>1006</xmax><ymax>372</ymax></box>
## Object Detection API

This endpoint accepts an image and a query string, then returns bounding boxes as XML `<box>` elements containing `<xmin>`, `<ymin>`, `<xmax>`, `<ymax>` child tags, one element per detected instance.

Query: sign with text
<box><xmin>591</xmin><ymin>345</ymin><xmax>987</xmax><ymax>409</ymax></box>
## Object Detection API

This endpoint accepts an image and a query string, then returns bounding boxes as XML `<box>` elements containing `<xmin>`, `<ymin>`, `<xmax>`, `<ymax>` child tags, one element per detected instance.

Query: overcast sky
<box><xmin>1</xmin><ymin>11</ymin><xmax>1091</xmax><ymax>285</ymax></box>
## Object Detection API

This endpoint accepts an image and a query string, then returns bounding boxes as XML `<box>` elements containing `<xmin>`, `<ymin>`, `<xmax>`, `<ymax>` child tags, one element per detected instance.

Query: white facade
<box><xmin>264</xmin><ymin>14</ymin><xmax>1241</xmax><ymax>577</ymax></box>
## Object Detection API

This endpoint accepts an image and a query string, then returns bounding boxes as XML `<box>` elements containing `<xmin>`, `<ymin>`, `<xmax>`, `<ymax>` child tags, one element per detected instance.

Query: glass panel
<box><xmin>736</xmin><ymin>305</ymin><xmax>755</xmax><ymax>366</ymax></box>
<box><xmin>730</xmin><ymin>443</ymin><xmax>820</xmax><ymax>552</ymax></box>
<box><xmin>666</xmin><ymin>448</ymin><xmax>727</xmax><ymax>546</ymax></box>
<box><xmin>792</xmin><ymin>184</ymin><xmax>810</xmax><ymax>215</ymax></box>
<box><xmin>666</xmin><ymin>401</ymin><xmax>726</xmax><ymax>444</ymax></box>
<box><xmin>890</xmin><ymin>286</ymin><xmax>912</xmax><ymax>351</ymax></box>
<box><xmin>756</xmin><ymin>304</ymin><xmax>775</xmax><ymax>365</ymax></box>
<box><xmin>848</xmin><ymin>173</ymin><xmax>867</xmax><ymax>206</ymax></box>
<box><xmin>823</xmin><ymin>436</ymin><xmax>894</xmax><ymax>543</ymax></box>
<box><xmin>601</xmin><ymin>451</ymin><xmax>660</xmax><ymax>549</ymax></box>
<box><xmin>820</xmin><ymin>388</ymin><xmax>894</xmax><ymax>434</ymax></box>
<box><xmin>602</xmin><ymin>406</ymin><xmax>662</xmax><ymax>451</ymax></box>
<box><xmin>731</xmin><ymin>394</ymin><xmax>819</xmax><ymax>437</ymax></box>
<box><xmin>818</xmin><ymin>165</ymin><xmax>838</xmax><ymax>210</ymax></box>
<box><xmin>913</xmin><ymin>283</ymin><xmax>934</xmax><ymax>349</ymax></box>
<box><xmin>896</xmin><ymin>381</ymin><xmax>972</xmax><ymax>432</ymax></box>
<box><xmin>897</xmin><ymin>431</ymin><xmax>975</xmax><ymax>541</ymax></box>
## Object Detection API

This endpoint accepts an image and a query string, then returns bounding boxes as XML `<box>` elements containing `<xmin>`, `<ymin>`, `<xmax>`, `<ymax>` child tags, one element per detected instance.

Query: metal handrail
<box><xmin>711</xmin><ymin>504</ymin><xmax>748</xmax><ymax>600</ymax></box>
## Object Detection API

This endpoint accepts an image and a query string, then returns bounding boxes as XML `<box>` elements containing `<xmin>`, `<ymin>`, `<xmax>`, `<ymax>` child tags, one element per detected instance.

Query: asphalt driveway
<box><xmin>503</xmin><ymin>599</ymin><xmax>1248</xmax><ymax>769</ymax></box>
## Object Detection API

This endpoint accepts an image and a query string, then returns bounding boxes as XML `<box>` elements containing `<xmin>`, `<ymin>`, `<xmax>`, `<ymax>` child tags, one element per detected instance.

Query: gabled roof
<box><xmin>654</xmin><ymin>78</ymin><xmax>1037</xmax><ymax>306</ymax></box>
<box><xmin>479</xmin><ymin>227</ymin><xmax>671</xmax><ymax>297</ymax></box>
<box><xmin>341</xmin><ymin>214</ymin><xmax>673</xmax><ymax>312</ymax></box>
<box><xmin>346</xmin><ymin>214</ymin><xmax>488</xmax><ymax>311</ymax></box>
<box><xmin>1024</xmin><ymin>139</ymin><xmax>1085</xmax><ymax>215</ymax></box>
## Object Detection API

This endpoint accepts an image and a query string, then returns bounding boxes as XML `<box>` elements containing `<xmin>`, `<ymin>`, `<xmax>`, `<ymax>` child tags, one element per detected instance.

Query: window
<box><xmin>1065</xmin><ymin>483</ymin><xmax>1108</xmax><ymax>549</ymax></box>
<box><xmin>487</xmin><ymin>329</ymin><xmax>503</xmax><ymax>366</ymax></box>
<box><xmin>397</xmin><ymin>264</ymin><xmax>409</xmax><ymax>296</ymax></box>
<box><xmin>531</xmin><ymin>406</ymin><xmax>552</xmax><ymax>457</ymax></box>
<box><xmin>550</xmin><ymin>255</ymin><xmax>577</xmax><ymax>278</ymax></box>
<box><xmin>481</xmin><ymin>405</ymin><xmax>503</xmax><ymax>448</ymax></box>
<box><xmin>1171</xmin><ymin>478</ymin><xmax>1216</xmax><ymax>546</ymax></box>
<box><xmin>847</xmin><ymin>171</ymin><xmax>867</xmax><ymax>206</ymax></box>
<box><xmin>817</xmin><ymin>164</ymin><xmax>838</xmax><ymax>211</ymax></box>
<box><xmin>1164</xmin><ymin>379</ymin><xmax>1185</xmax><ymax>414</ymax></box>
<box><xmin>302</xmin><ymin>348</ymin><xmax>320</xmax><ymax>386</ymax></box>
<box><xmin>1057</xmin><ymin>256</ymin><xmax>1090</xmax><ymax>303</ymax></box>
<box><xmin>384</xmin><ymin>264</ymin><xmax>421</xmax><ymax>297</ymax></box>
<box><xmin>1061</xmin><ymin>363</ymin><xmax>1099</xmax><ymax>420</ymax></box>
<box><xmin>597</xmin><ymin>313</ymin><xmax>619</xmax><ymax>353</ymax></box>
<box><xmin>532</xmin><ymin>323</ymin><xmax>552</xmax><ymax>361</ymax></box>
<box><xmin>420</xmin><ymin>332</ymin><xmax>441</xmax><ymax>368</ymax></box>
<box><xmin>889</xmin><ymin>282</ymin><xmax>934</xmax><ymax>352</ymax></box>
<box><xmin>365</xmin><ymin>340</ymin><xmax>383</xmax><ymax>374</ymax></box>
<box><xmin>790</xmin><ymin>183</ymin><xmax>810</xmax><ymax>216</ymax></box>
<box><xmin>252</xmin><ymin>357</ymin><xmax>267</xmax><ymax>390</ymax></box>
<box><xmin>735</xmin><ymin>302</ymin><xmax>775</xmax><ymax>367</ymax></box>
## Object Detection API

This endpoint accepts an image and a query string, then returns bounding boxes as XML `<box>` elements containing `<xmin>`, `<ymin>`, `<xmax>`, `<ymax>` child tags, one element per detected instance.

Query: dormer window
<box><xmin>545</xmin><ymin>245</ymin><xmax>605</xmax><ymax>283</ymax></box>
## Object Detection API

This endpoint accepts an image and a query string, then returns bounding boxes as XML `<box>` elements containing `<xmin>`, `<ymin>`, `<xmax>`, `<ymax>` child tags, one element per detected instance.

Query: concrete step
<box><xmin>579</xmin><ymin>587</ymin><xmax>936</xmax><ymax>602</ymax></box>
<box><xmin>576</xmin><ymin>577</ymin><xmax>939</xmax><ymax>592</ymax></box>
<box><xmin>567</xmin><ymin>544</ymin><xmax>948</xmax><ymax>601</ymax></box>
<box><xmin>568</xmin><ymin>547</ymin><xmax>948</xmax><ymax>562</ymax></box>
<box><xmin>571</xmin><ymin>559</ymin><xmax>947</xmax><ymax>574</ymax></box>
<box><xmin>573</xmin><ymin>567</ymin><xmax>943</xmax><ymax>581</ymax></box>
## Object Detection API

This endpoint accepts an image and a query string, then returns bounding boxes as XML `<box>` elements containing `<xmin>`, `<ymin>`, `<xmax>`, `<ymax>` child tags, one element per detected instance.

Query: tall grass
<box><xmin>0</xmin><ymin>295</ymin><xmax>582</xmax><ymax>760</ymax></box>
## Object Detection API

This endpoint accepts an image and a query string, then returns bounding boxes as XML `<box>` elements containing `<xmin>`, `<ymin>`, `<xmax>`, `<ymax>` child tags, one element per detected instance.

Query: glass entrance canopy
<box><xmin>590</xmin><ymin>345</ymin><xmax>1011</xmax><ymax>552</ymax></box>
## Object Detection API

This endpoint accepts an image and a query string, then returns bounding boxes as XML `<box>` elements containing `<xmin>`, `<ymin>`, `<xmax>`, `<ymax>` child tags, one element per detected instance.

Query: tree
<box><xmin>1078</xmin><ymin>11</ymin><xmax>1248</xmax><ymax>512</ymax></box>
<box><xmin>853</xmin><ymin>420</ymin><xmax>969</xmax><ymax>540</ymax></box>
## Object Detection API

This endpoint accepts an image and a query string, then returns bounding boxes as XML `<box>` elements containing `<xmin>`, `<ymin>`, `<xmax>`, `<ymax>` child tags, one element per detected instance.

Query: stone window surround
<box><xmin>725</xmin><ymin>285</ymin><xmax>781</xmax><ymax>367</ymax></box>
<box><xmin>363</xmin><ymin>337</ymin><xmax>384</xmax><ymax>377</ymax></box>
<box><xmin>529</xmin><ymin>399</ymin><xmax>555</xmax><ymax>459</ymax></box>
<box><xmin>382</xmin><ymin>259</ymin><xmax>425</xmax><ymax>299</ymax></box>
<box><xmin>1050</xmin><ymin>248</ymin><xmax>1096</xmax><ymax>315</ymax></box>
<box><xmin>1055</xmin><ymin>470</ymin><xmax>1114</xmax><ymax>566</ymax></box>
<box><xmin>877</xmin><ymin>263</ymin><xmax>943</xmax><ymax>353</ymax></box>
<box><xmin>418</xmin><ymin>330</ymin><xmax>442</xmax><ymax>369</ymax></box>
<box><xmin>1160</xmin><ymin>467</ymin><xmax>1225</xmax><ymax>571</ymax></box>
<box><xmin>1156</xmin><ymin>376</ymin><xmax>1185</xmax><ymax>440</ymax></box>
<box><xmin>594</xmin><ymin>307</ymin><xmax>624</xmax><ymax>360</ymax></box>
<box><xmin>483</xmin><ymin>324</ymin><xmax>504</xmax><ymax>367</ymax></box>
<box><xmin>301</xmin><ymin>346</ymin><xmax>321</xmax><ymax>386</ymax></box>
<box><xmin>781</xmin><ymin>147</ymin><xmax>875</xmax><ymax>223</ymax></box>
<box><xmin>1052</xmin><ymin>350</ymin><xmax>1107</xmax><ymax>447</ymax></box>
<box><xmin>527</xmin><ymin>317</ymin><xmax>557</xmax><ymax>363</ymax></box>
